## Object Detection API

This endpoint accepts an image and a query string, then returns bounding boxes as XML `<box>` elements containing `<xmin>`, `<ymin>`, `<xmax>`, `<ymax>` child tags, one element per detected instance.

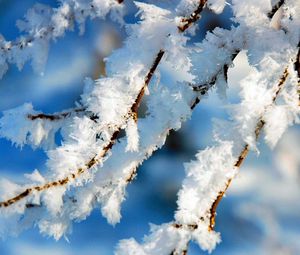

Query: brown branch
<box><xmin>27</xmin><ymin>107</ymin><xmax>86</xmax><ymax>121</ymax></box>
<box><xmin>131</xmin><ymin>50</ymin><xmax>165</xmax><ymax>120</ymax></box>
<box><xmin>193</xmin><ymin>51</ymin><xmax>239</xmax><ymax>91</ymax></box>
<box><xmin>191</xmin><ymin>51</ymin><xmax>240</xmax><ymax>109</ymax></box>
<box><xmin>193</xmin><ymin>49</ymin><xmax>240</xmax><ymax>90</ymax></box>
<box><xmin>131</xmin><ymin>0</ymin><xmax>208</xmax><ymax>115</ymax></box>
<box><xmin>267</xmin><ymin>0</ymin><xmax>285</xmax><ymax>19</ymax></box>
<box><xmin>295</xmin><ymin>42</ymin><xmax>300</xmax><ymax>78</ymax></box>
<box><xmin>178</xmin><ymin>0</ymin><xmax>208</xmax><ymax>32</ymax></box>
<box><xmin>170</xmin><ymin>246</ymin><xmax>188</xmax><ymax>255</ymax></box>
<box><xmin>208</xmin><ymin>67</ymin><xmax>289</xmax><ymax>231</ymax></box>
<box><xmin>0</xmin><ymin>130</ymin><xmax>118</xmax><ymax>208</ymax></box>
<box><xmin>294</xmin><ymin>42</ymin><xmax>300</xmax><ymax>105</ymax></box>
<box><xmin>170</xmin><ymin>225</ymin><xmax>194</xmax><ymax>255</ymax></box>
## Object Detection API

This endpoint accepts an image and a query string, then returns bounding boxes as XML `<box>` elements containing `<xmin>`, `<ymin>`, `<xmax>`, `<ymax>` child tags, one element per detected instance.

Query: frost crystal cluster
<box><xmin>0</xmin><ymin>0</ymin><xmax>299</xmax><ymax>254</ymax></box>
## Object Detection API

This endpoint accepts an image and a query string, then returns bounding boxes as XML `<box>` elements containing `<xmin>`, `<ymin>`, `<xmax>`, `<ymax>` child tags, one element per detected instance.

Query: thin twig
<box><xmin>27</xmin><ymin>107</ymin><xmax>86</xmax><ymax>121</ymax></box>
<box><xmin>208</xmin><ymin>68</ymin><xmax>289</xmax><ymax>231</ymax></box>
<box><xmin>178</xmin><ymin>0</ymin><xmax>208</xmax><ymax>32</ymax></box>
<box><xmin>267</xmin><ymin>0</ymin><xmax>285</xmax><ymax>19</ymax></box>
<box><xmin>191</xmin><ymin>51</ymin><xmax>239</xmax><ymax>109</ymax></box>
<box><xmin>295</xmin><ymin>42</ymin><xmax>300</xmax><ymax>78</ymax></box>
<box><xmin>294</xmin><ymin>42</ymin><xmax>300</xmax><ymax>105</ymax></box>
<box><xmin>0</xmin><ymin>130</ymin><xmax>117</xmax><ymax>208</ymax></box>
<box><xmin>131</xmin><ymin>50</ymin><xmax>165</xmax><ymax>120</ymax></box>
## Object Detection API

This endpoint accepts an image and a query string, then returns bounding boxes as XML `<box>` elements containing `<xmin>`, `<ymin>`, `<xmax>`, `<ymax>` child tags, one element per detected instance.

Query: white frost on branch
<box><xmin>125</xmin><ymin>117</ymin><xmax>139</xmax><ymax>152</ymax></box>
<box><xmin>207</xmin><ymin>0</ymin><xmax>226</xmax><ymax>14</ymax></box>
<box><xmin>229</xmin><ymin>55</ymin><xmax>298</xmax><ymax>151</ymax></box>
<box><xmin>175</xmin><ymin>0</ymin><xmax>203</xmax><ymax>16</ymax></box>
<box><xmin>116</xmin><ymin>223</ymin><xmax>191</xmax><ymax>255</ymax></box>
<box><xmin>0</xmin><ymin>103</ymin><xmax>64</xmax><ymax>150</ymax></box>
<box><xmin>175</xmin><ymin>141</ymin><xmax>237</xmax><ymax>225</ymax></box>
<box><xmin>0</xmin><ymin>0</ymin><xmax>125</xmax><ymax>78</ymax></box>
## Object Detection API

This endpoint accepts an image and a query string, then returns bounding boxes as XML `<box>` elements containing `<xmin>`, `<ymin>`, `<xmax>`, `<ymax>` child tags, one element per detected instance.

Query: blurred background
<box><xmin>0</xmin><ymin>0</ymin><xmax>300</xmax><ymax>254</ymax></box>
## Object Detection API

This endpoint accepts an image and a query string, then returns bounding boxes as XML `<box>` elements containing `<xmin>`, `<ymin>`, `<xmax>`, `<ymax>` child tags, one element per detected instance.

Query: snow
<box><xmin>0</xmin><ymin>0</ymin><xmax>299</xmax><ymax>253</ymax></box>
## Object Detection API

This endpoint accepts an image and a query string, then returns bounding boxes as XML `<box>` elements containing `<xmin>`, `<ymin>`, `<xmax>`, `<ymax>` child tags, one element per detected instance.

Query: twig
<box><xmin>27</xmin><ymin>107</ymin><xmax>86</xmax><ymax>121</ymax></box>
<box><xmin>178</xmin><ymin>0</ymin><xmax>208</xmax><ymax>32</ymax></box>
<box><xmin>131</xmin><ymin>50</ymin><xmax>165</xmax><ymax>120</ymax></box>
<box><xmin>294</xmin><ymin>42</ymin><xmax>300</xmax><ymax>105</ymax></box>
<box><xmin>0</xmin><ymin>130</ymin><xmax>117</xmax><ymax>208</ymax></box>
<box><xmin>295</xmin><ymin>42</ymin><xmax>300</xmax><ymax>78</ymax></box>
<box><xmin>267</xmin><ymin>0</ymin><xmax>285</xmax><ymax>19</ymax></box>
<box><xmin>208</xmin><ymin>67</ymin><xmax>289</xmax><ymax>231</ymax></box>
<box><xmin>191</xmin><ymin>51</ymin><xmax>239</xmax><ymax>109</ymax></box>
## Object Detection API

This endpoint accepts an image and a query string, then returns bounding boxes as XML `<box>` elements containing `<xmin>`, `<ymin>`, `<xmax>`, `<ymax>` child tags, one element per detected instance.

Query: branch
<box><xmin>267</xmin><ymin>0</ymin><xmax>285</xmax><ymax>19</ymax></box>
<box><xmin>178</xmin><ymin>0</ymin><xmax>208</xmax><ymax>32</ymax></box>
<box><xmin>295</xmin><ymin>42</ymin><xmax>300</xmax><ymax>77</ymax></box>
<box><xmin>26</xmin><ymin>107</ymin><xmax>102</xmax><ymax>125</ymax></box>
<box><xmin>27</xmin><ymin>107</ymin><xmax>86</xmax><ymax>121</ymax></box>
<box><xmin>0</xmin><ymin>0</ymin><xmax>207</xmax><ymax>204</ymax></box>
<box><xmin>191</xmin><ymin>50</ymin><xmax>240</xmax><ymax>109</ymax></box>
<box><xmin>131</xmin><ymin>50</ymin><xmax>165</xmax><ymax>120</ymax></box>
<box><xmin>294</xmin><ymin>42</ymin><xmax>300</xmax><ymax>105</ymax></box>
<box><xmin>209</xmin><ymin>67</ymin><xmax>289</xmax><ymax>230</ymax></box>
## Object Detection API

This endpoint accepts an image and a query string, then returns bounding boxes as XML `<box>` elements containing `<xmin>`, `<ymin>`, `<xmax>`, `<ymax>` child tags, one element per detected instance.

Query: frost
<box><xmin>0</xmin><ymin>103</ymin><xmax>69</xmax><ymax>150</ymax></box>
<box><xmin>192</xmin><ymin>222</ymin><xmax>221</xmax><ymax>252</ymax></box>
<box><xmin>125</xmin><ymin>118</ymin><xmax>139</xmax><ymax>152</ymax></box>
<box><xmin>264</xmin><ymin>105</ymin><xmax>292</xmax><ymax>148</ymax></box>
<box><xmin>116</xmin><ymin>223</ymin><xmax>191</xmax><ymax>255</ymax></box>
<box><xmin>0</xmin><ymin>103</ymin><xmax>56</xmax><ymax>149</ymax></box>
<box><xmin>0</xmin><ymin>0</ymin><xmax>299</xmax><ymax>254</ymax></box>
<box><xmin>24</xmin><ymin>169</ymin><xmax>45</xmax><ymax>184</ymax></box>
<box><xmin>207</xmin><ymin>0</ymin><xmax>226</xmax><ymax>14</ymax></box>
<box><xmin>175</xmin><ymin>141</ymin><xmax>237</xmax><ymax>225</ymax></box>
<box><xmin>176</xmin><ymin>0</ymin><xmax>201</xmax><ymax>16</ymax></box>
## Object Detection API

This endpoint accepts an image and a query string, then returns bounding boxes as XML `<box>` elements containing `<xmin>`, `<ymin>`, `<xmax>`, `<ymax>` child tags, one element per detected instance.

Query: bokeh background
<box><xmin>0</xmin><ymin>1</ymin><xmax>300</xmax><ymax>254</ymax></box>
